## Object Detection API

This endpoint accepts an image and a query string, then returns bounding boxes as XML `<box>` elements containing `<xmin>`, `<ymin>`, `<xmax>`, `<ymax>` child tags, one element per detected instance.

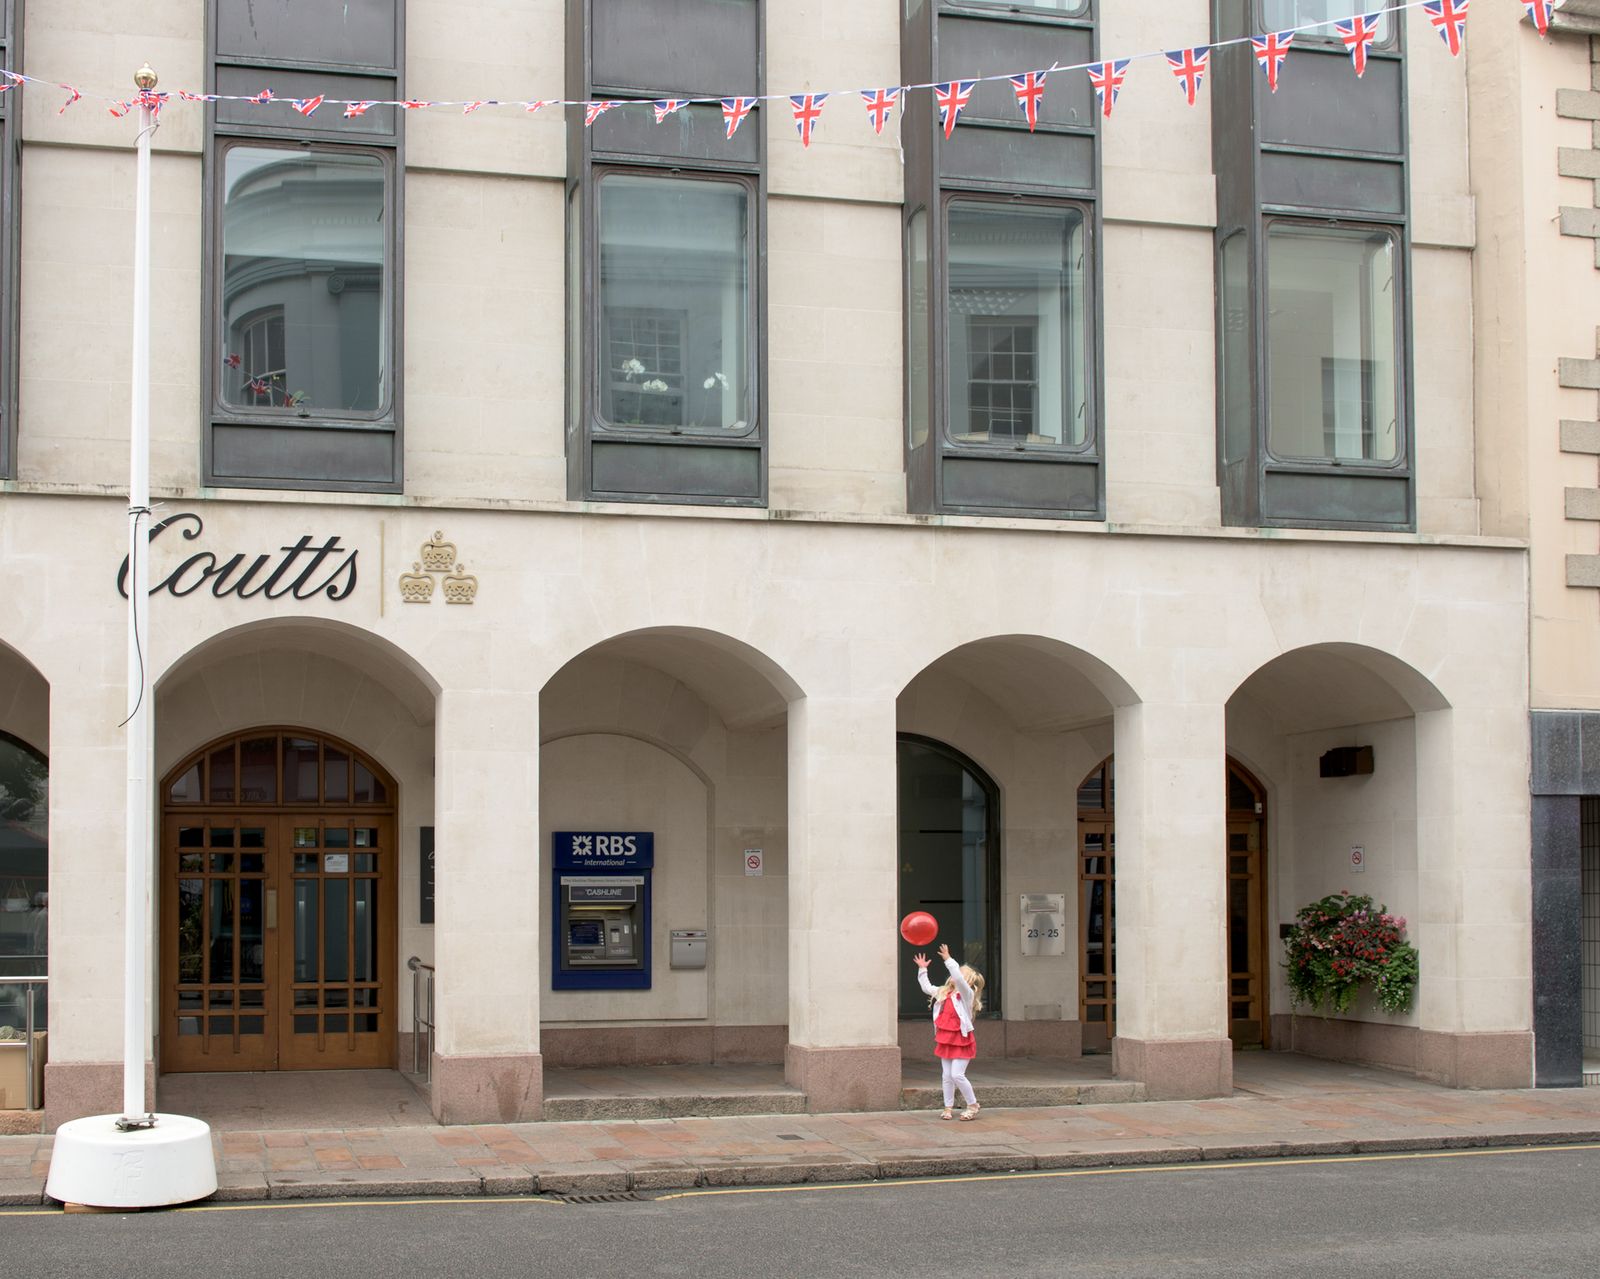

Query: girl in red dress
<box><xmin>914</xmin><ymin>943</ymin><xmax>986</xmax><ymax>1120</ymax></box>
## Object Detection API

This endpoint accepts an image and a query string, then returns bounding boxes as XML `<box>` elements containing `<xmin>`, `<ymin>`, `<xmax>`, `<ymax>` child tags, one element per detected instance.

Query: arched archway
<box><xmin>1074</xmin><ymin>755</ymin><xmax>1269</xmax><ymax>1051</ymax></box>
<box><xmin>897</xmin><ymin>735</ymin><xmax>1001</xmax><ymax>1019</ymax></box>
<box><xmin>159</xmin><ymin>727</ymin><xmax>398</xmax><ymax>1073</ymax></box>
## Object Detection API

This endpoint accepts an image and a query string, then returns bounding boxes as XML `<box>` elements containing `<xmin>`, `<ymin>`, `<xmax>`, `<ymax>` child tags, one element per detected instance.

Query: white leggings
<box><xmin>940</xmin><ymin>1056</ymin><xmax>977</xmax><ymax>1108</ymax></box>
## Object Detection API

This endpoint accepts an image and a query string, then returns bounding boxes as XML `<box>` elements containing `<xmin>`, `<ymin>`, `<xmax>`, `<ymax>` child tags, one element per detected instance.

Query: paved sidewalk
<box><xmin>4</xmin><ymin>1055</ymin><xmax>1599</xmax><ymax>1207</ymax></box>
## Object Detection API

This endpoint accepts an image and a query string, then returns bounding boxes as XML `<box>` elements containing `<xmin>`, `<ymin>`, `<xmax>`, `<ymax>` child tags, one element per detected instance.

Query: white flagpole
<box><xmin>121</xmin><ymin>63</ymin><xmax>157</xmax><ymax>1128</ymax></box>
<box><xmin>46</xmin><ymin>65</ymin><xmax>214</xmax><ymax>1211</ymax></box>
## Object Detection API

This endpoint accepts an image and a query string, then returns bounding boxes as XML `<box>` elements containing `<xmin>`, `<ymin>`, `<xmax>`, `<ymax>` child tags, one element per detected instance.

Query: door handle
<box><xmin>265</xmin><ymin>888</ymin><xmax>278</xmax><ymax>930</ymax></box>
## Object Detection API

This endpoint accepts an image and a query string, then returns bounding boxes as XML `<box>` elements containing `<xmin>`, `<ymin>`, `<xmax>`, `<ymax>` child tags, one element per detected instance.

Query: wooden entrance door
<box><xmin>1075</xmin><ymin>756</ymin><xmax>1268</xmax><ymax>1051</ymax></box>
<box><xmin>160</xmin><ymin>731</ymin><xmax>396</xmax><ymax>1073</ymax></box>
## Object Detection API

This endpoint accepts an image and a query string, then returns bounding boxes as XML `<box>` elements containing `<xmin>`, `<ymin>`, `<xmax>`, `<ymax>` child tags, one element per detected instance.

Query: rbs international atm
<box><xmin>552</xmin><ymin>831</ymin><xmax>653</xmax><ymax>990</ymax></box>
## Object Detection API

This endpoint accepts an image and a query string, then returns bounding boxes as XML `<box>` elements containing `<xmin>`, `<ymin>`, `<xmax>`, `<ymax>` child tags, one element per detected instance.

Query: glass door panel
<box><xmin>162</xmin><ymin>815</ymin><xmax>276</xmax><ymax>1071</ymax></box>
<box><xmin>1079</xmin><ymin>820</ymin><xmax>1115</xmax><ymax>1052</ymax></box>
<box><xmin>278</xmin><ymin>814</ymin><xmax>392</xmax><ymax>1068</ymax></box>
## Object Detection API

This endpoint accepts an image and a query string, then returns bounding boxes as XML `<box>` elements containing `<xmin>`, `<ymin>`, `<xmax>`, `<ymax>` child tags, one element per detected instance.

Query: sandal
<box><xmin>959</xmin><ymin>1104</ymin><xmax>980</xmax><ymax>1121</ymax></box>
<box><xmin>939</xmin><ymin>1108</ymin><xmax>953</xmax><ymax>1121</ymax></box>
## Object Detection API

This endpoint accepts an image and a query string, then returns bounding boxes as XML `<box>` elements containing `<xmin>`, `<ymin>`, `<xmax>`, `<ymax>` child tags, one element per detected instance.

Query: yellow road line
<box><xmin>657</xmin><ymin>1141</ymin><xmax>1600</xmax><ymax>1200</ymax></box>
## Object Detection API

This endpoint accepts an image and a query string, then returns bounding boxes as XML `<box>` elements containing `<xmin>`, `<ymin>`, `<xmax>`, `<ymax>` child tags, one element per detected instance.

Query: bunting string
<box><xmin>0</xmin><ymin>1</ymin><xmax>1554</xmax><ymax>129</ymax></box>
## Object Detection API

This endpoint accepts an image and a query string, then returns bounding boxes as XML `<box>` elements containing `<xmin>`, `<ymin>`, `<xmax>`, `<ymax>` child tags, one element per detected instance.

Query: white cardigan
<box><xmin>917</xmin><ymin>956</ymin><xmax>976</xmax><ymax>1036</ymax></box>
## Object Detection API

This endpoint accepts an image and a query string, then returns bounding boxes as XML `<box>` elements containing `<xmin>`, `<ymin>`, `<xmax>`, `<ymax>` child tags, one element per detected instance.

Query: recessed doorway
<box><xmin>160</xmin><ymin>729</ymin><xmax>397</xmax><ymax>1072</ymax></box>
<box><xmin>1075</xmin><ymin>756</ymin><xmax>1268</xmax><ymax>1052</ymax></box>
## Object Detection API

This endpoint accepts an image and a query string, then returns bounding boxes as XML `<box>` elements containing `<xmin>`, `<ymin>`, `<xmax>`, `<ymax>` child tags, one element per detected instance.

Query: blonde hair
<box><xmin>933</xmin><ymin>964</ymin><xmax>985</xmax><ymax>1015</ymax></box>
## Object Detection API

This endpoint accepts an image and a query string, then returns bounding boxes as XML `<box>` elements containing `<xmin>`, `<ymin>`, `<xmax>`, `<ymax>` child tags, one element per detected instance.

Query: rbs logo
<box><xmin>594</xmin><ymin>836</ymin><xmax>637</xmax><ymax>855</ymax></box>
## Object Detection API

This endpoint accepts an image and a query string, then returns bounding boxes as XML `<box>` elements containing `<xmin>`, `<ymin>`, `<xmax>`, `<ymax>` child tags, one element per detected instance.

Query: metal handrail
<box><xmin>0</xmin><ymin>974</ymin><xmax>47</xmax><ymax>1111</ymax></box>
<box><xmin>406</xmin><ymin>957</ymin><xmax>434</xmax><ymax>1081</ymax></box>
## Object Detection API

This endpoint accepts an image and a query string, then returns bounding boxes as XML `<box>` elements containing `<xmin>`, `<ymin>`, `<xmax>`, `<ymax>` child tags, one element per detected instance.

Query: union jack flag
<box><xmin>462</xmin><ymin>100</ymin><xmax>491</xmax><ymax>115</ymax></box>
<box><xmin>654</xmin><ymin>99</ymin><xmax>688</xmax><ymax>123</ymax></box>
<box><xmin>584</xmin><ymin>100</ymin><xmax>619</xmax><ymax>126</ymax></box>
<box><xmin>524</xmin><ymin>100</ymin><xmax>551</xmax><ymax>115</ymax></box>
<box><xmin>790</xmin><ymin>93</ymin><xmax>827</xmax><ymax>148</ymax></box>
<box><xmin>175</xmin><ymin>89</ymin><xmax>212</xmax><ymax>102</ymax></box>
<box><xmin>344</xmin><ymin>100</ymin><xmax>375</xmax><ymax>119</ymax></box>
<box><xmin>1334</xmin><ymin>14</ymin><xmax>1381</xmax><ymax>79</ymax></box>
<box><xmin>1251</xmin><ymin>31</ymin><xmax>1294</xmax><ymax>94</ymax></box>
<box><xmin>859</xmin><ymin>86</ymin><xmax>901</xmax><ymax>135</ymax></box>
<box><xmin>248</xmin><ymin>378</ymin><xmax>271</xmax><ymax>396</ymax></box>
<box><xmin>250</xmin><ymin>88</ymin><xmax>275</xmax><ymax>105</ymax></box>
<box><xmin>291</xmin><ymin>95</ymin><xmax>324</xmax><ymax>117</ymax></box>
<box><xmin>1009</xmin><ymin>71</ymin><xmax>1048</xmax><ymax>132</ymax></box>
<box><xmin>934</xmin><ymin>80</ymin><xmax>976</xmax><ymax>140</ymax></box>
<box><xmin>108</xmin><ymin>101</ymin><xmax>132</xmax><ymax>118</ymax></box>
<box><xmin>1422</xmin><ymin>0</ymin><xmax>1468</xmax><ymax>56</ymax></box>
<box><xmin>137</xmin><ymin>90</ymin><xmax>168</xmax><ymax>116</ymax></box>
<box><xmin>722</xmin><ymin>96</ymin><xmax>756</xmax><ymax>139</ymax></box>
<box><xmin>1086</xmin><ymin>60</ymin><xmax>1129</xmax><ymax>120</ymax></box>
<box><xmin>1166</xmin><ymin>47</ymin><xmax>1210</xmax><ymax>107</ymax></box>
<box><xmin>1522</xmin><ymin>0</ymin><xmax>1552</xmax><ymax>35</ymax></box>
<box><xmin>58</xmin><ymin>85</ymin><xmax>81</xmax><ymax>114</ymax></box>
<box><xmin>224</xmin><ymin>353</ymin><xmax>242</xmax><ymax>370</ymax></box>
<box><xmin>400</xmin><ymin>100</ymin><xmax>432</xmax><ymax>111</ymax></box>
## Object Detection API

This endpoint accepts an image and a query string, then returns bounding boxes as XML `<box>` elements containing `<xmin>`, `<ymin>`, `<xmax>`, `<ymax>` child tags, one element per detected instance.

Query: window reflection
<box><xmin>1261</xmin><ymin>0</ymin><xmax>1391</xmax><ymax>42</ymax></box>
<box><xmin>1266</xmin><ymin>225</ymin><xmax>1398</xmax><ymax>464</ymax></box>
<box><xmin>947</xmin><ymin>202</ymin><xmax>1086</xmax><ymax>448</ymax></box>
<box><xmin>221</xmin><ymin>146</ymin><xmax>387</xmax><ymax>416</ymax></box>
<box><xmin>598</xmin><ymin>174</ymin><xmax>750</xmax><ymax>435</ymax></box>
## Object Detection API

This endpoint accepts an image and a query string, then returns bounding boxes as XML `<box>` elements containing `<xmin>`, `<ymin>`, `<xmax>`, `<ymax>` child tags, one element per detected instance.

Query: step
<box><xmin>542</xmin><ymin>1089</ymin><xmax>810</xmax><ymax>1122</ymax></box>
<box><xmin>900</xmin><ymin>1080</ymin><xmax>1146</xmax><ymax>1110</ymax></box>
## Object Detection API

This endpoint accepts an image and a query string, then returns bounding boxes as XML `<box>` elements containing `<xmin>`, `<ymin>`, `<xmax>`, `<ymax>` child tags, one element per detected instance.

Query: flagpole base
<box><xmin>45</xmin><ymin>1113</ymin><xmax>217</xmax><ymax>1209</ymax></box>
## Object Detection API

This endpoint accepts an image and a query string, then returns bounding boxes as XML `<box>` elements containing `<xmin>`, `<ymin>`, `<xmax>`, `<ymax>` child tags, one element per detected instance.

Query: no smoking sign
<box><xmin>744</xmin><ymin>848</ymin><xmax>764</xmax><ymax>877</ymax></box>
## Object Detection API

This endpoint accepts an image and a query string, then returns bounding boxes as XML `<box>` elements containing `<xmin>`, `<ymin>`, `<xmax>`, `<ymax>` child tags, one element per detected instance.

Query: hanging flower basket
<box><xmin>1282</xmin><ymin>891</ymin><xmax>1419</xmax><ymax>1016</ymax></box>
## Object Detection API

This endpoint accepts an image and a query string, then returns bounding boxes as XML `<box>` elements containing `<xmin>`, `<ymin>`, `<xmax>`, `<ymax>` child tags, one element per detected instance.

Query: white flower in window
<box><xmin>620</xmin><ymin>358</ymin><xmax>647</xmax><ymax>378</ymax></box>
<box><xmin>641</xmin><ymin>378</ymin><xmax>670</xmax><ymax>393</ymax></box>
<box><xmin>702</xmin><ymin>371</ymin><xmax>728</xmax><ymax>390</ymax></box>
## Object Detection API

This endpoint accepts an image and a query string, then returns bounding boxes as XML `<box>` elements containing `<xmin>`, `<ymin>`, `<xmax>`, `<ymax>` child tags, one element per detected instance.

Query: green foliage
<box><xmin>1282</xmin><ymin>891</ymin><xmax>1418</xmax><ymax>1016</ymax></box>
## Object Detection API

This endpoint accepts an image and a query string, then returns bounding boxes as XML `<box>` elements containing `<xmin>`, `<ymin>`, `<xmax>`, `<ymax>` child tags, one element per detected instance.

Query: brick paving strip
<box><xmin>4</xmin><ymin>1084</ymin><xmax>1600</xmax><ymax>1206</ymax></box>
<box><xmin>9</xmin><ymin>1082</ymin><xmax>1600</xmax><ymax>1210</ymax></box>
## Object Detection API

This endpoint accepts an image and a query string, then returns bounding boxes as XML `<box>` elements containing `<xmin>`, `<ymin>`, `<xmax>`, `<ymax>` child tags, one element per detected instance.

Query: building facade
<box><xmin>0</xmin><ymin>0</ymin><xmax>1588</xmax><ymax>1128</ymax></box>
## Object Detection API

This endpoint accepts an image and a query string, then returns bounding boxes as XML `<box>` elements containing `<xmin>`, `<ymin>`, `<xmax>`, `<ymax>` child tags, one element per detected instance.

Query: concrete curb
<box><xmin>14</xmin><ymin>1127</ymin><xmax>1600</xmax><ymax>1208</ymax></box>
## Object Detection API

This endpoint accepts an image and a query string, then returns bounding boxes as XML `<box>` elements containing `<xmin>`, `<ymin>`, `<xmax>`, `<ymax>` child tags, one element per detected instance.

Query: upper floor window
<box><xmin>205</xmin><ymin>0</ymin><xmax>402</xmax><ymax>493</ymax></box>
<box><xmin>597</xmin><ymin>173</ymin><xmax>752</xmax><ymax>437</ymax></box>
<box><xmin>1260</xmin><ymin>0</ymin><xmax>1394</xmax><ymax>43</ymax></box>
<box><xmin>904</xmin><ymin>0</ymin><xmax>1102</xmax><ymax>518</ymax></box>
<box><xmin>1265</xmin><ymin>223</ymin><xmax>1400</xmax><ymax>466</ymax></box>
<box><xmin>566</xmin><ymin>0</ymin><xmax>765</xmax><ymax>507</ymax></box>
<box><xmin>947</xmin><ymin>200</ymin><xmax>1087</xmax><ymax>451</ymax></box>
<box><xmin>1212</xmin><ymin>1</ymin><xmax>1411</xmax><ymax>530</ymax></box>
<box><xmin>219</xmin><ymin>147</ymin><xmax>389</xmax><ymax>419</ymax></box>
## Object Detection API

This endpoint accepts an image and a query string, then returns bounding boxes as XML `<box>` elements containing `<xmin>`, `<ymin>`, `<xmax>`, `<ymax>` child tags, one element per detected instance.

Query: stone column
<box><xmin>1110</xmin><ymin>700</ymin><xmax>1232</xmax><ymax>1100</ymax></box>
<box><xmin>430</xmin><ymin>682</ymin><xmax>543</xmax><ymax>1123</ymax></box>
<box><xmin>784</xmin><ymin>694</ymin><xmax>901</xmax><ymax>1112</ymax></box>
<box><xmin>1413</xmin><ymin>706</ymin><xmax>1534</xmax><ymax>1088</ymax></box>
<box><xmin>43</xmin><ymin>675</ymin><xmax>156</xmax><ymax>1130</ymax></box>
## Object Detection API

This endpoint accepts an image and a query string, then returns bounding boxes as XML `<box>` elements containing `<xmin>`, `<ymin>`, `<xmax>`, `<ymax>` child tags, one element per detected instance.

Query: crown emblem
<box><xmin>398</xmin><ymin>563</ymin><xmax>435</xmax><ymax>604</ymax></box>
<box><xmin>442</xmin><ymin>563</ymin><xmax>478</xmax><ymax>605</ymax></box>
<box><xmin>420</xmin><ymin>530</ymin><xmax>457</xmax><ymax>573</ymax></box>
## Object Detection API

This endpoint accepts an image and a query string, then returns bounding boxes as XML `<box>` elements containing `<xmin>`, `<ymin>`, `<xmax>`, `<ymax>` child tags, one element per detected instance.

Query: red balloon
<box><xmin>900</xmin><ymin>911</ymin><xmax>938</xmax><ymax>947</ymax></box>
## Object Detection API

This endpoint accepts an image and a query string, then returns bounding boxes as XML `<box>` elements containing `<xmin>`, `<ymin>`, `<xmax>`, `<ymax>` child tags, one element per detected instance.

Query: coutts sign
<box><xmin>116</xmin><ymin>512</ymin><xmax>359</xmax><ymax>601</ymax></box>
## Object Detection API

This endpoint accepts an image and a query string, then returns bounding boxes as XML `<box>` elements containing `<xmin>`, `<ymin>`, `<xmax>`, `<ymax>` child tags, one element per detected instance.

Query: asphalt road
<box><xmin>6</xmin><ymin>1144</ymin><xmax>1599</xmax><ymax>1279</ymax></box>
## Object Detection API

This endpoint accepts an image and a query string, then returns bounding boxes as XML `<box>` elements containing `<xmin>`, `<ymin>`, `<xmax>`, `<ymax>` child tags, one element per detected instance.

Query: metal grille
<box><xmin>1583</xmin><ymin>799</ymin><xmax>1600</xmax><ymax>1068</ymax></box>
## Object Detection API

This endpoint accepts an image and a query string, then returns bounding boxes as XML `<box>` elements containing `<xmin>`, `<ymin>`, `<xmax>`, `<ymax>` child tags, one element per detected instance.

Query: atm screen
<box><xmin>569</xmin><ymin>920</ymin><xmax>602</xmax><ymax>947</ymax></box>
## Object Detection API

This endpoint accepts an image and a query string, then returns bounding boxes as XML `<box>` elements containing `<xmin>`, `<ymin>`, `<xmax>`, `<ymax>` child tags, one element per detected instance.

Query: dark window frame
<box><xmin>566</xmin><ymin>0</ymin><xmax>767</xmax><ymax>508</ymax></box>
<box><xmin>1212</xmin><ymin>0</ymin><xmax>1414</xmax><ymax>530</ymax></box>
<box><xmin>0</xmin><ymin>1</ymin><xmax>21</xmax><ymax>482</ymax></box>
<box><xmin>202</xmin><ymin>0</ymin><xmax>404</xmax><ymax>494</ymax></box>
<box><xmin>904</xmin><ymin>0</ymin><xmax>1104</xmax><ymax>519</ymax></box>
